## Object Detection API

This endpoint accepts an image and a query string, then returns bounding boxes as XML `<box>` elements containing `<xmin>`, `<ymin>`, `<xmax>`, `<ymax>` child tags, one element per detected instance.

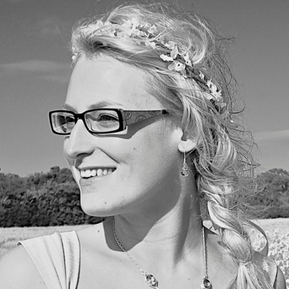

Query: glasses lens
<box><xmin>51</xmin><ymin>111</ymin><xmax>75</xmax><ymax>134</ymax></box>
<box><xmin>85</xmin><ymin>110</ymin><xmax>120</xmax><ymax>133</ymax></box>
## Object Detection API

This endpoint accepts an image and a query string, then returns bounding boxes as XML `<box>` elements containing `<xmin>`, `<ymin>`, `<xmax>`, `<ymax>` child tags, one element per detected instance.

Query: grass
<box><xmin>0</xmin><ymin>219</ymin><xmax>288</xmax><ymax>287</ymax></box>
<box><xmin>250</xmin><ymin>218</ymin><xmax>289</xmax><ymax>287</ymax></box>
<box><xmin>0</xmin><ymin>225</ymin><xmax>89</xmax><ymax>258</ymax></box>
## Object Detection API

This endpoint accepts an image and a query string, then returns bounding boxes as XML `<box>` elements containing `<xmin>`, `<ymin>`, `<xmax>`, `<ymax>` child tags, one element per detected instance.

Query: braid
<box><xmin>203</xmin><ymin>185</ymin><xmax>272</xmax><ymax>289</ymax></box>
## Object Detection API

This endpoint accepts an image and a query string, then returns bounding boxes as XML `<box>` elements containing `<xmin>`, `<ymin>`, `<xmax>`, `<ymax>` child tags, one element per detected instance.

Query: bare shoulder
<box><xmin>207</xmin><ymin>232</ymin><xmax>287</xmax><ymax>289</ymax></box>
<box><xmin>274</xmin><ymin>266</ymin><xmax>287</xmax><ymax>289</ymax></box>
<box><xmin>0</xmin><ymin>245</ymin><xmax>47</xmax><ymax>289</ymax></box>
<box><xmin>253</xmin><ymin>251</ymin><xmax>286</xmax><ymax>289</ymax></box>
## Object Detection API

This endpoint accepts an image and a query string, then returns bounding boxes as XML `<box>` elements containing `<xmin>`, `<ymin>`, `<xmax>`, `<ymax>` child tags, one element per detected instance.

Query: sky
<box><xmin>0</xmin><ymin>0</ymin><xmax>288</xmax><ymax>176</ymax></box>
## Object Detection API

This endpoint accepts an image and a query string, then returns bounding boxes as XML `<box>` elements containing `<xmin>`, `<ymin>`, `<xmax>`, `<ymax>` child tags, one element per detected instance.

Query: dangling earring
<box><xmin>181</xmin><ymin>152</ymin><xmax>190</xmax><ymax>177</ymax></box>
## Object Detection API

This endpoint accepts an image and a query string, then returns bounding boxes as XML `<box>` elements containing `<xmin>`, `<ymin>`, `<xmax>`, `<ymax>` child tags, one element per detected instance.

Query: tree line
<box><xmin>0</xmin><ymin>167</ymin><xmax>102</xmax><ymax>227</ymax></box>
<box><xmin>0</xmin><ymin>166</ymin><xmax>288</xmax><ymax>227</ymax></box>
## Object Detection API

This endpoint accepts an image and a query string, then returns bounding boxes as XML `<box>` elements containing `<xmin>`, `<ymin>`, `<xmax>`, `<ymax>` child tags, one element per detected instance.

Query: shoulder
<box><xmin>0</xmin><ymin>245</ymin><xmax>47</xmax><ymax>289</ymax></box>
<box><xmin>273</xmin><ymin>266</ymin><xmax>287</xmax><ymax>289</ymax></box>
<box><xmin>253</xmin><ymin>251</ymin><xmax>286</xmax><ymax>289</ymax></box>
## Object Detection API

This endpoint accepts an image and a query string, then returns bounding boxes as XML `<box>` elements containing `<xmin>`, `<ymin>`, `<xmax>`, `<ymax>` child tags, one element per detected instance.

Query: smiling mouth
<box><xmin>79</xmin><ymin>168</ymin><xmax>116</xmax><ymax>179</ymax></box>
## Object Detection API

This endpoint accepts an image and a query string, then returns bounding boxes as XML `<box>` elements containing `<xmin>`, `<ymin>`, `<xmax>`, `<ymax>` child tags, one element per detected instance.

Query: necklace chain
<box><xmin>112</xmin><ymin>217</ymin><xmax>212</xmax><ymax>289</ymax></box>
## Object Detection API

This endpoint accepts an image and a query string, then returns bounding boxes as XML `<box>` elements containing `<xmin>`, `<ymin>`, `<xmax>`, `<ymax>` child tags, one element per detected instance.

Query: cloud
<box><xmin>0</xmin><ymin>60</ymin><xmax>71</xmax><ymax>84</ymax></box>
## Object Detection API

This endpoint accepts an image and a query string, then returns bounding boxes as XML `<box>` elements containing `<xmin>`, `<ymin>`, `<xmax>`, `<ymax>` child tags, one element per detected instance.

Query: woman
<box><xmin>0</xmin><ymin>3</ymin><xmax>286</xmax><ymax>289</ymax></box>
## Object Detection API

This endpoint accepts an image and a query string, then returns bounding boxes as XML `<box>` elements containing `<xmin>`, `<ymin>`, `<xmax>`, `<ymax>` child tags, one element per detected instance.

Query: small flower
<box><xmin>160</xmin><ymin>54</ymin><xmax>174</xmax><ymax>61</ymax></box>
<box><xmin>147</xmin><ymin>25</ymin><xmax>157</xmax><ymax>34</ymax></box>
<box><xmin>206</xmin><ymin>80</ymin><xmax>222</xmax><ymax>101</ymax></box>
<box><xmin>183</xmin><ymin>52</ymin><xmax>192</xmax><ymax>66</ymax></box>
<box><xmin>131</xmin><ymin>18</ymin><xmax>138</xmax><ymax>27</ymax></box>
<box><xmin>121</xmin><ymin>18</ymin><xmax>140</xmax><ymax>36</ymax></box>
<box><xmin>168</xmin><ymin>61</ymin><xmax>185</xmax><ymax>72</ymax></box>
<box><xmin>145</xmin><ymin>40</ymin><xmax>156</xmax><ymax>49</ymax></box>
<box><xmin>170</xmin><ymin>45</ymin><xmax>179</xmax><ymax>59</ymax></box>
<box><xmin>164</xmin><ymin>41</ymin><xmax>177</xmax><ymax>50</ymax></box>
<box><xmin>71</xmin><ymin>53</ymin><xmax>78</xmax><ymax>62</ymax></box>
<box><xmin>212</xmin><ymin>90</ymin><xmax>223</xmax><ymax>101</ymax></box>
<box><xmin>96</xmin><ymin>20</ymin><xmax>105</xmax><ymax>29</ymax></box>
<box><xmin>199</xmin><ymin>72</ymin><xmax>205</xmax><ymax>80</ymax></box>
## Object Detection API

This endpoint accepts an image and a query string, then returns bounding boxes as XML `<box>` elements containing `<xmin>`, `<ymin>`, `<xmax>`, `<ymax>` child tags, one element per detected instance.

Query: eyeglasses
<box><xmin>49</xmin><ymin>108</ymin><xmax>168</xmax><ymax>135</ymax></box>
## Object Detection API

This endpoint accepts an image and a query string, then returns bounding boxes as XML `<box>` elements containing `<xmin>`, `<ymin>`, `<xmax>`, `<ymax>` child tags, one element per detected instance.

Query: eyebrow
<box><xmin>62</xmin><ymin>101</ymin><xmax>124</xmax><ymax>112</ymax></box>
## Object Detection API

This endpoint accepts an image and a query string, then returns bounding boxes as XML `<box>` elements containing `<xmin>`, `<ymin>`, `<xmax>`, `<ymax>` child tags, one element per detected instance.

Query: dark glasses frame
<box><xmin>48</xmin><ymin>108</ymin><xmax>168</xmax><ymax>135</ymax></box>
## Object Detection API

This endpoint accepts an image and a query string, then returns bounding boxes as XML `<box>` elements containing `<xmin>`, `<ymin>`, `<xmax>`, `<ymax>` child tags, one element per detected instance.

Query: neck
<box><xmin>107</xmin><ymin>181</ymin><xmax>203</xmax><ymax>269</ymax></box>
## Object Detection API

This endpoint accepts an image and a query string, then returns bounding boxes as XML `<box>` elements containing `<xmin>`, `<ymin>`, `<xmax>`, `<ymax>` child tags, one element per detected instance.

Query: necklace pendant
<box><xmin>145</xmin><ymin>273</ymin><xmax>159</xmax><ymax>289</ymax></box>
<box><xmin>200</xmin><ymin>277</ymin><xmax>212</xmax><ymax>289</ymax></box>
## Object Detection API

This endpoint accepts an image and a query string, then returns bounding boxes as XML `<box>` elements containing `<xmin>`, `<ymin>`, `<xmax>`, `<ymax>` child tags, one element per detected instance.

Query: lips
<box><xmin>79</xmin><ymin>167</ymin><xmax>116</xmax><ymax>179</ymax></box>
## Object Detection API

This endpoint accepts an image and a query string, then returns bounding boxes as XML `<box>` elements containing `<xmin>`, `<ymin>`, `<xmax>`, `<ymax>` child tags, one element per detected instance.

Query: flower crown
<box><xmin>72</xmin><ymin>18</ymin><xmax>227</xmax><ymax>116</ymax></box>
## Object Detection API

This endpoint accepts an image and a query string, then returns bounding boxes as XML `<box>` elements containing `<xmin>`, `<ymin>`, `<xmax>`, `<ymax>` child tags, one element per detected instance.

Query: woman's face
<box><xmin>63</xmin><ymin>55</ymin><xmax>184</xmax><ymax>217</ymax></box>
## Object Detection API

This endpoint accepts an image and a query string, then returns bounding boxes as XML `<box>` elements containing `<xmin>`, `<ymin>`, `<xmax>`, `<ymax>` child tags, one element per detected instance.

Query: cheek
<box><xmin>62</xmin><ymin>140</ymin><xmax>79</xmax><ymax>182</ymax></box>
<box><xmin>125</xmin><ymin>127</ymin><xmax>179</xmax><ymax>172</ymax></box>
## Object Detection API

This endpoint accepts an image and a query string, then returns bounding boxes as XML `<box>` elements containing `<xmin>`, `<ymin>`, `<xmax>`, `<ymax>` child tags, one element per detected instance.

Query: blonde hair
<box><xmin>71</xmin><ymin>3</ymin><xmax>272</xmax><ymax>288</ymax></box>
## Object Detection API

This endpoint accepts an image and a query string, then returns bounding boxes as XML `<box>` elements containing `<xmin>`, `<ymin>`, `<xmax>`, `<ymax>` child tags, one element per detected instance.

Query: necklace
<box><xmin>112</xmin><ymin>217</ymin><xmax>212</xmax><ymax>289</ymax></box>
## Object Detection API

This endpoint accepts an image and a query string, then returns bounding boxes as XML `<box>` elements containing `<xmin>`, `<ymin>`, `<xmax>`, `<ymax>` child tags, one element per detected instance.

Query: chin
<box><xmin>79</xmin><ymin>192</ymin><xmax>116</xmax><ymax>218</ymax></box>
<box><xmin>80</xmin><ymin>204</ymin><xmax>116</xmax><ymax>218</ymax></box>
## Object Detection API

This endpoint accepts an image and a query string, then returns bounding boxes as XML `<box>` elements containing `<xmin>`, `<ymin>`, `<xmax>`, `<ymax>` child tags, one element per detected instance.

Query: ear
<box><xmin>177</xmin><ymin>132</ymin><xmax>196</xmax><ymax>153</ymax></box>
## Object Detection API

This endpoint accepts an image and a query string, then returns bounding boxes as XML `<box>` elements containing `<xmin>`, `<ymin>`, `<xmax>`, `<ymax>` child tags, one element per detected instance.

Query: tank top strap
<box><xmin>19</xmin><ymin>231</ymin><xmax>80</xmax><ymax>289</ymax></box>
<box><xmin>261</xmin><ymin>256</ymin><xmax>278</xmax><ymax>287</ymax></box>
<box><xmin>60</xmin><ymin>231</ymin><xmax>81</xmax><ymax>289</ymax></box>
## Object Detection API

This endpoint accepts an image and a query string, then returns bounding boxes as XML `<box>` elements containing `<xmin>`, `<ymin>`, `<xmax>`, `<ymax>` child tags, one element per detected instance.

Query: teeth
<box><xmin>80</xmin><ymin>168</ymin><xmax>115</xmax><ymax>178</ymax></box>
<box><xmin>96</xmin><ymin>169</ymin><xmax>102</xmax><ymax>177</ymax></box>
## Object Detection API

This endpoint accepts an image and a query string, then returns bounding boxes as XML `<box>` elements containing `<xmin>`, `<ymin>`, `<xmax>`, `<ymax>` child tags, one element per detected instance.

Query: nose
<box><xmin>64</xmin><ymin>120</ymin><xmax>95</xmax><ymax>160</ymax></box>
